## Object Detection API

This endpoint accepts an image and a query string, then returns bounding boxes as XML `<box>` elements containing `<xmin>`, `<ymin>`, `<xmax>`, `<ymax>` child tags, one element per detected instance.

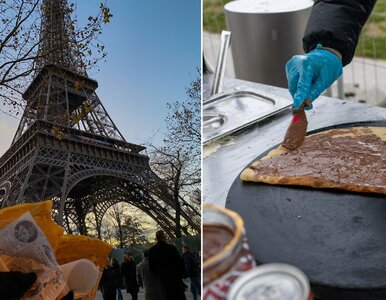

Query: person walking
<box><xmin>121</xmin><ymin>254</ymin><xmax>139</xmax><ymax>300</ymax></box>
<box><xmin>100</xmin><ymin>261</ymin><xmax>116</xmax><ymax>300</ymax></box>
<box><xmin>137</xmin><ymin>250</ymin><xmax>163</xmax><ymax>300</ymax></box>
<box><xmin>182</xmin><ymin>245</ymin><xmax>201</xmax><ymax>300</ymax></box>
<box><xmin>286</xmin><ymin>0</ymin><xmax>376</xmax><ymax>110</ymax></box>
<box><xmin>111</xmin><ymin>257</ymin><xmax>123</xmax><ymax>300</ymax></box>
<box><xmin>148</xmin><ymin>230</ymin><xmax>186</xmax><ymax>300</ymax></box>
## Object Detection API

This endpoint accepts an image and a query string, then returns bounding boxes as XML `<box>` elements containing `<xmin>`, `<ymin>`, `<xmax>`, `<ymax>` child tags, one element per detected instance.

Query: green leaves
<box><xmin>100</xmin><ymin>3</ymin><xmax>112</xmax><ymax>24</ymax></box>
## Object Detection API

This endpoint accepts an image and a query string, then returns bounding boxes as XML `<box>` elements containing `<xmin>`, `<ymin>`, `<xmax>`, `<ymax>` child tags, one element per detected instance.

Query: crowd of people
<box><xmin>99</xmin><ymin>230</ymin><xmax>201</xmax><ymax>300</ymax></box>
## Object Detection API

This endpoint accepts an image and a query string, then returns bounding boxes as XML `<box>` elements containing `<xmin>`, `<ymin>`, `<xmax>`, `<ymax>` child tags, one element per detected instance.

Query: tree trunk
<box><xmin>116</xmin><ymin>213</ymin><xmax>124</xmax><ymax>248</ymax></box>
<box><xmin>74</xmin><ymin>197</ymin><xmax>87</xmax><ymax>235</ymax></box>
<box><xmin>93</xmin><ymin>205</ymin><xmax>102</xmax><ymax>239</ymax></box>
<box><xmin>174</xmin><ymin>168</ymin><xmax>182</xmax><ymax>238</ymax></box>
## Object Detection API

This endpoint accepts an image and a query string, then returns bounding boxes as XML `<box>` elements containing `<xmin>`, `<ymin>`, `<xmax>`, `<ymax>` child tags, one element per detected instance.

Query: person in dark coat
<box><xmin>121</xmin><ymin>254</ymin><xmax>139</xmax><ymax>300</ymax></box>
<box><xmin>111</xmin><ymin>257</ymin><xmax>123</xmax><ymax>300</ymax></box>
<box><xmin>100</xmin><ymin>262</ymin><xmax>117</xmax><ymax>300</ymax></box>
<box><xmin>182</xmin><ymin>245</ymin><xmax>201</xmax><ymax>300</ymax></box>
<box><xmin>137</xmin><ymin>250</ymin><xmax>163</xmax><ymax>300</ymax></box>
<box><xmin>148</xmin><ymin>230</ymin><xmax>186</xmax><ymax>300</ymax></box>
<box><xmin>286</xmin><ymin>0</ymin><xmax>376</xmax><ymax>110</ymax></box>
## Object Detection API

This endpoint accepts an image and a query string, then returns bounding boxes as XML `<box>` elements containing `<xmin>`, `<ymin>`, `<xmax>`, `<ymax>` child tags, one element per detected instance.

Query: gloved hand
<box><xmin>286</xmin><ymin>44</ymin><xmax>343</xmax><ymax>110</ymax></box>
<box><xmin>0</xmin><ymin>271</ymin><xmax>37</xmax><ymax>299</ymax></box>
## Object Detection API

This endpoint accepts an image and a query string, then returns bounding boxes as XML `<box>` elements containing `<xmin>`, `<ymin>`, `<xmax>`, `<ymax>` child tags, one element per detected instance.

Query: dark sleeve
<box><xmin>148</xmin><ymin>246</ymin><xmax>158</xmax><ymax>275</ymax></box>
<box><xmin>183</xmin><ymin>253</ymin><xmax>198</xmax><ymax>277</ymax></box>
<box><xmin>129</xmin><ymin>263</ymin><xmax>137</xmax><ymax>278</ymax></box>
<box><xmin>136</xmin><ymin>265</ymin><xmax>143</xmax><ymax>288</ymax></box>
<box><xmin>170</xmin><ymin>245</ymin><xmax>186</xmax><ymax>279</ymax></box>
<box><xmin>100</xmin><ymin>269</ymin><xmax>107</xmax><ymax>286</ymax></box>
<box><xmin>120</xmin><ymin>263</ymin><xmax>126</xmax><ymax>275</ymax></box>
<box><xmin>0</xmin><ymin>272</ymin><xmax>37</xmax><ymax>299</ymax></box>
<box><xmin>303</xmin><ymin>0</ymin><xmax>376</xmax><ymax>66</ymax></box>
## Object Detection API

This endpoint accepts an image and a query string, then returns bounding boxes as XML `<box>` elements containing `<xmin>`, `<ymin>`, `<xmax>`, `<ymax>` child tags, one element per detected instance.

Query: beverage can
<box><xmin>227</xmin><ymin>263</ymin><xmax>313</xmax><ymax>300</ymax></box>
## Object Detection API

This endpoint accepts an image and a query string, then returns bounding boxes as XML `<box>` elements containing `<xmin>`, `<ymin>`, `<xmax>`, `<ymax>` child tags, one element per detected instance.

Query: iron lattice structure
<box><xmin>0</xmin><ymin>0</ymin><xmax>199</xmax><ymax>237</ymax></box>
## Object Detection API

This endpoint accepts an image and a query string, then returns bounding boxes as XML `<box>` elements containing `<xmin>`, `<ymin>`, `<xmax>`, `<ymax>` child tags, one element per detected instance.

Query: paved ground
<box><xmin>95</xmin><ymin>289</ymin><xmax>195</xmax><ymax>300</ymax></box>
<box><xmin>338</xmin><ymin>57</ymin><xmax>386</xmax><ymax>107</ymax></box>
<box><xmin>95</xmin><ymin>283</ymin><xmax>195</xmax><ymax>300</ymax></box>
<box><xmin>204</xmin><ymin>31</ymin><xmax>386</xmax><ymax>107</ymax></box>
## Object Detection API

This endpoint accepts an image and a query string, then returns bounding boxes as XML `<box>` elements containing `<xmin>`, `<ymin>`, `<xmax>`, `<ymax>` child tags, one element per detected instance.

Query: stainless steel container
<box><xmin>203</xmin><ymin>88</ymin><xmax>291</xmax><ymax>143</ymax></box>
<box><xmin>225</xmin><ymin>0</ymin><xmax>313</xmax><ymax>87</ymax></box>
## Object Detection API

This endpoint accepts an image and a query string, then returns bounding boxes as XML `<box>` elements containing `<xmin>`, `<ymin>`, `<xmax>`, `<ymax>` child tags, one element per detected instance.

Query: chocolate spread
<box><xmin>252</xmin><ymin>127</ymin><xmax>386</xmax><ymax>190</ymax></box>
<box><xmin>203</xmin><ymin>224</ymin><xmax>234</xmax><ymax>261</ymax></box>
<box><xmin>282</xmin><ymin>109</ymin><xmax>308</xmax><ymax>150</ymax></box>
<box><xmin>282</xmin><ymin>100</ymin><xmax>311</xmax><ymax>150</ymax></box>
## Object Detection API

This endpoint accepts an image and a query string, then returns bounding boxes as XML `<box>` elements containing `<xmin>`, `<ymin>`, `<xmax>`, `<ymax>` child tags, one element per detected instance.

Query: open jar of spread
<box><xmin>203</xmin><ymin>204</ymin><xmax>255</xmax><ymax>300</ymax></box>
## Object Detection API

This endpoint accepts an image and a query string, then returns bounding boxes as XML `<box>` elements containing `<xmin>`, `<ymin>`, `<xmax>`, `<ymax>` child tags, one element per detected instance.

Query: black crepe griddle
<box><xmin>226</xmin><ymin>121</ymin><xmax>386</xmax><ymax>300</ymax></box>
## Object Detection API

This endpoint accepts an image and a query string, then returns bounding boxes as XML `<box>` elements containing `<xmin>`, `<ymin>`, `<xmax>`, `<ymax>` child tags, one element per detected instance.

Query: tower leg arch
<box><xmin>60</xmin><ymin>172</ymin><xmax>193</xmax><ymax>238</ymax></box>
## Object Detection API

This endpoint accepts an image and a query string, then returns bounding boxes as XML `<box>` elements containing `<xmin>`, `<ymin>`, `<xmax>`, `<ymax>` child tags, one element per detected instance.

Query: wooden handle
<box><xmin>303</xmin><ymin>99</ymin><xmax>312</xmax><ymax>109</ymax></box>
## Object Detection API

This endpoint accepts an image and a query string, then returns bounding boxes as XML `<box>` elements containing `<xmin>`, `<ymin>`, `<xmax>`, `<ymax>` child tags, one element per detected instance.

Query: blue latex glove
<box><xmin>286</xmin><ymin>44</ymin><xmax>343</xmax><ymax>110</ymax></box>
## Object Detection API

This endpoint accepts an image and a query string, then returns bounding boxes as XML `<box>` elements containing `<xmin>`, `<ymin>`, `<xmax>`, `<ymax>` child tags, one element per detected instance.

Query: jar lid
<box><xmin>225</xmin><ymin>0</ymin><xmax>313</xmax><ymax>14</ymax></box>
<box><xmin>227</xmin><ymin>263</ymin><xmax>310</xmax><ymax>300</ymax></box>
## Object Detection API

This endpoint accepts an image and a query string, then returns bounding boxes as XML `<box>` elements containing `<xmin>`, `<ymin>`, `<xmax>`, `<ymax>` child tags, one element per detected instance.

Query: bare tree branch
<box><xmin>0</xmin><ymin>0</ymin><xmax>112</xmax><ymax>115</ymax></box>
<box><xmin>147</xmin><ymin>70</ymin><xmax>201</xmax><ymax>237</ymax></box>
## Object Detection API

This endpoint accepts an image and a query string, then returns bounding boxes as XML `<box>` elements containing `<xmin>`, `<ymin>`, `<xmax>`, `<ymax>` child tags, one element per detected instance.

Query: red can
<box><xmin>203</xmin><ymin>205</ymin><xmax>256</xmax><ymax>300</ymax></box>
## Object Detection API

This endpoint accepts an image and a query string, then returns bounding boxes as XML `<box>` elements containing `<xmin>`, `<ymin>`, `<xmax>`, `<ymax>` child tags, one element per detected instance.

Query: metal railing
<box><xmin>203</xmin><ymin>0</ymin><xmax>386</xmax><ymax>108</ymax></box>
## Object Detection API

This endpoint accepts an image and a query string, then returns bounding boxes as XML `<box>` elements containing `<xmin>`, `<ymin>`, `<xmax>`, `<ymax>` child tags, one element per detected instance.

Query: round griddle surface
<box><xmin>226</xmin><ymin>122</ymin><xmax>386</xmax><ymax>296</ymax></box>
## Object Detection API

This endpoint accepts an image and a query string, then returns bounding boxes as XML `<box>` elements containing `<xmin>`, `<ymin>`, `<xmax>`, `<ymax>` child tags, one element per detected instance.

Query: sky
<box><xmin>0</xmin><ymin>0</ymin><xmax>201</xmax><ymax>155</ymax></box>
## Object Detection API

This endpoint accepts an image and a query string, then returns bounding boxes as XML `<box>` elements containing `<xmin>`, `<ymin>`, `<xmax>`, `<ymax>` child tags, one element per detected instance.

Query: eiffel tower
<box><xmin>0</xmin><ymin>0</ymin><xmax>199</xmax><ymax>237</ymax></box>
